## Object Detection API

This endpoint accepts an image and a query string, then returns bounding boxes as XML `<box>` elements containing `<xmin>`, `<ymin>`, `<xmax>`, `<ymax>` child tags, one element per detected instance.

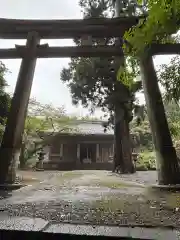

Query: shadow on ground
<box><xmin>0</xmin><ymin>190</ymin><xmax>12</xmax><ymax>200</ymax></box>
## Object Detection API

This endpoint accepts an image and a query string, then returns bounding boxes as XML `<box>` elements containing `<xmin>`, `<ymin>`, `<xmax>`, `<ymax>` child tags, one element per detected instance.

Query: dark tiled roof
<box><xmin>44</xmin><ymin>120</ymin><xmax>114</xmax><ymax>136</ymax></box>
<box><xmin>72</xmin><ymin>120</ymin><xmax>113</xmax><ymax>135</ymax></box>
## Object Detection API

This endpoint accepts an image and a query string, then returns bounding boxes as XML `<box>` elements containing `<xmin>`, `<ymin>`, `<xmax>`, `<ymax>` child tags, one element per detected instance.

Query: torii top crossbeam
<box><xmin>0</xmin><ymin>16</ymin><xmax>141</xmax><ymax>39</ymax></box>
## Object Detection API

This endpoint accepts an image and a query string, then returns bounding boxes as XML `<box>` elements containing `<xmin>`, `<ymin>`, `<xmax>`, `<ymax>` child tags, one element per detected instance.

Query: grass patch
<box><xmin>163</xmin><ymin>192</ymin><xmax>180</xmax><ymax>209</ymax></box>
<box><xmin>56</xmin><ymin>171</ymin><xmax>83</xmax><ymax>182</ymax></box>
<box><xmin>92</xmin><ymin>197</ymin><xmax>127</xmax><ymax>212</ymax></box>
<box><xmin>17</xmin><ymin>171</ymin><xmax>42</xmax><ymax>185</ymax></box>
<box><xmin>92</xmin><ymin>180</ymin><xmax>145</xmax><ymax>189</ymax></box>
<box><xmin>18</xmin><ymin>176</ymin><xmax>40</xmax><ymax>185</ymax></box>
<box><xmin>142</xmin><ymin>187</ymin><xmax>180</xmax><ymax>210</ymax></box>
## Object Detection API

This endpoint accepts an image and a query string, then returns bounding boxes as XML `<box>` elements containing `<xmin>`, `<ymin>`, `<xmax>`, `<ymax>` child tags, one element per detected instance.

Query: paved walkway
<box><xmin>0</xmin><ymin>216</ymin><xmax>180</xmax><ymax>239</ymax></box>
<box><xmin>0</xmin><ymin>170</ymin><xmax>180</xmax><ymax>230</ymax></box>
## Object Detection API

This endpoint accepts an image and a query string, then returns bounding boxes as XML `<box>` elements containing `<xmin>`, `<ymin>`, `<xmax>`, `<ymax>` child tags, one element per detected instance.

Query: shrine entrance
<box><xmin>0</xmin><ymin>14</ymin><xmax>179</xmax><ymax>185</ymax></box>
<box><xmin>80</xmin><ymin>143</ymin><xmax>96</xmax><ymax>164</ymax></box>
<box><xmin>0</xmin><ymin>16</ymin><xmax>140</xmax><ymax>183</ymax></box>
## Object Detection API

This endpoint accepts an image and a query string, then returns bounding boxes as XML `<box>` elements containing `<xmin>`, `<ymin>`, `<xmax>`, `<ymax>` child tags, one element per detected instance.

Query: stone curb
<box><xmin>117</xmin><ymin>180</ymin><xmax>146</xmax><ymax>188</ymax></box>
<box><xmin>44</xmin><ymin>223</ymin><xmax>180</xmax><ymax>239</ymax></box>
<box><xmin>10</xmin><ymin>172</ymin><xmax>56</xmax><ymax>193</ymax></box>
<box><xmin>0</xmin><ymin>184</ymin><xmax>26</xmax><ymax>191</ymax></box>
<box><xmin>149</xmin><ymin>184</ymin><xmax>180</xmax><ymax>190</ymax></box>
<box><xmin>0</xmin><ymin>216</ymin><xmax>179</xmax><ymax>239</ymax></box>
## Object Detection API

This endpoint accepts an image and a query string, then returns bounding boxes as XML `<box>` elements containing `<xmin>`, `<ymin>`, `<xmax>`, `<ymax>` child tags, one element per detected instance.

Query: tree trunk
<box><xmin>5</xmin><ymin>149</ymin><xmax>20</xmax><ymax>184</ymax></box>
<box><xmin>19</xmin><ymin>143</ymin><xmax>26</xmax><ymax>169</ymax></box>
<box><xmin>140</xmin><ymin>54</ymin><xmax>180</xmax><ymax>185</ymax></box>
<box><xmin>113</xmin><ymin>106</ymin><xmax>135</xmax><ymax>173</ymax></box>
<box><xmin>113</xmin><ymin>117</ymin><xmax>123</xmax><ymax>172</ymax></box>
<box><xmin>120</xmin><ymin>117</ymin><xmax>135</xmax><ymax>173</ymax></box>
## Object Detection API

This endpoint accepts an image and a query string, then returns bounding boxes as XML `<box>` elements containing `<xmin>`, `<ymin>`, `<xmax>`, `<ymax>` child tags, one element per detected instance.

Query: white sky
<box><xmin>0</xmin><ymin>0</ymin><xmax>174</xmax><ymax>118</ymax></box>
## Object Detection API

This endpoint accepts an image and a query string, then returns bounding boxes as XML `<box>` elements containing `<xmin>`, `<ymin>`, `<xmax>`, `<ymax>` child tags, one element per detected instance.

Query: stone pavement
<box><xmin>0</xmin><ymin>216</ymin><xmax>179</xmax><ymax>239</ymax></box>
<box><xmin>0</xmin><ymin>170</ymin><xmax>180</xmax><ymax>238</ymax></box>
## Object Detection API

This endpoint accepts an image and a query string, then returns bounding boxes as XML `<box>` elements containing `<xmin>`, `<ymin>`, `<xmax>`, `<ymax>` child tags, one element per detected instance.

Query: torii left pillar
<box><xmin>0</xmin><ymin>32</ymin><xmax>40</xmax><ymax>184</ymax></box>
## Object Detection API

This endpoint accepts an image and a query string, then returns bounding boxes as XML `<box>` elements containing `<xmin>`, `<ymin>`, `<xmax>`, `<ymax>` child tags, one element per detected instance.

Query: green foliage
<box><xmin>117</xmin><ymin>56</ymin><xmax>142</xmax><ymax>94</ymax></box>
<box><xmin>25</xmin><ymin>117</ymin><xmax>47</xmax><ymax>135</ymax></box>
<box><xmin>79</xmin><ymin>0</ymin><xmax>114</xmax><ymax>17</ymax></box>
<box><xmin>157</xmin><ymin>54</ymin><xmax>180</xmax><ymax>139</ymax></box>
<box><xmin>158</xmin><ymin>56</ymin><xmax>180</xmax><ymax>104</ymax></box>
<box><xmin>0</xmin><ymin>61</ymin><xmax>11</xmax><ymax>140</ymax></box>
<box><xmin>124</xmin><ymin>0</ymin><xmax>180</xmax><ymax>55</ymax></box>
<box><xmin>25</xmin><ymin>99</ymin><xmax>68</xmax><ymax>140</ymax></box>
<box><xmin>131</xmin><ymin>101</ymin><xmax>180</xmax><ymax>153</ymax></box>
<box><xmin>131</xmin><ymin>120</ymin><xmax>153</xmax><ymax>150</ymax></box>
<box><xmin>20</xmin><ymin>99</ymin><xmax>72</xmax><ymax>167</ymax></box>
<box><xmin>117</xmin><ymin>66</ymin><xmax>134</xmax><ymax>88</ymax></box>
<box><xmin>61</xmin><ymin>0</ymin><xmax>142</xmax><ymax>125</ymax></box>
<box><xmin>136</xmin><ymin>150</ymin><xmax>156</xmax><ymax>171</ymax></box>
<box><xmin>157</xmin><ymin>55</ymin><xmax>180</xmax><ymax>139</ymax></box>
<box><xmin>164</xmin><ymin>101</ymin><xmax>180</xmax><ymax>139</ymax></box>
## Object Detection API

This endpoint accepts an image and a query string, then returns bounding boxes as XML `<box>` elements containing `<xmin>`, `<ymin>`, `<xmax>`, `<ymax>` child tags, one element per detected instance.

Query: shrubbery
<box><xmin>136</xmin><ymin>150</ymin><xmax>156</xmax><ymax>171</ymax></box>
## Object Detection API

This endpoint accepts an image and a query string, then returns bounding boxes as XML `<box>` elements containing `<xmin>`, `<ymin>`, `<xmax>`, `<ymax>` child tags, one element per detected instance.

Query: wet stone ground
<box><xmin>0</xmin><ymin>170</ymin><xmax>180</xmax><ymax>228</ymax></box>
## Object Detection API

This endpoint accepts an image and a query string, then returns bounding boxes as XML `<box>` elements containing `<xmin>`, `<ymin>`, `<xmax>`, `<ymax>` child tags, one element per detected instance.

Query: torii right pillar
<box><xmin>140</xmin><ymin>53</ymin><xmax>180</xmax><ymax>185</ymax></box>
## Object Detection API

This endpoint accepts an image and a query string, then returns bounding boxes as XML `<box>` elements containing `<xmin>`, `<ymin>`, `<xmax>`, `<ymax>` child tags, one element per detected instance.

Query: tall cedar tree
<box><xmin>61</xmin><ymin>0</ymin><xmax>142</xmax><ymax>173</ymax></box>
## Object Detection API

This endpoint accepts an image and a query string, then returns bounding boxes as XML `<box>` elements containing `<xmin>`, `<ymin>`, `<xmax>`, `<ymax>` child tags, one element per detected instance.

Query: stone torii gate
<box><xmin>0</xmin><ymin>17</ymin><xmax>179</xmax><ymax>184</ymax></box>
<box><xmin>0</xmin><ymin>17</ymin><xmax>140</xmax><ymax>184</ymax></box>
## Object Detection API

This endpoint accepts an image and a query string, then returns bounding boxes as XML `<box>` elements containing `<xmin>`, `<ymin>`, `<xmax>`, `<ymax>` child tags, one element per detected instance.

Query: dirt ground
<box><xmin>1</xmin><ymin>170</ymin><xmax>180</xmax><ymax>228</ymax></box>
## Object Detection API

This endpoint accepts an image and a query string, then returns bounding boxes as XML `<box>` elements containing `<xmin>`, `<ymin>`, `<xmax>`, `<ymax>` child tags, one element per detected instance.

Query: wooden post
<box><xmin>0</xmin><ymin>32</ymin><xmax>40</xmax><ymax>184</ymax></box>
<box><xmin>96</xmin><ymin>143</ymin><xmax>100</xmax><ymax>162</ymax></box>
<box><xmin>140</xmin><ymin>53</ymin><xmax>180</xmax><ymax>185</ymax></box>
<box><xmin>44</xmin><ymin>146</ymin><xmax>50</xmax><ymax>162</ymax></box>
<box><xmin>60</xmin><ymin>144</ymin><xmax>63</xmax><ymax>160</ymax></box>
<box><xmin>77</xmin><ymin>144</ymin><xmax>80</xmax><ymax>163</ymax></box>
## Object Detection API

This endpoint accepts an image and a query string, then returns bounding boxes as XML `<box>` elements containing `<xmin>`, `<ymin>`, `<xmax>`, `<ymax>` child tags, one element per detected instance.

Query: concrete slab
<box><xmin>45</xmin><ymin>223</ymin><xmax>178</xmax><ymax>239</ymax></box>
<box><xmin>130</xmin><ymin>227</ymin><xmax>177</xmax><ymax>239</ymax></box>
<box><xmin>0</xmin><ymin>216</ymin><xmax>48</xmax><ymax>231</ymax></box>
<box><xmin>45</xmin><ymin>224</ymin><xmax>129</xmax><ymax>237</ymax></box>
<box><xmin>0</xmin><ymin>214</ymin><xmax>178</xmax><ymax>239</ymax></box>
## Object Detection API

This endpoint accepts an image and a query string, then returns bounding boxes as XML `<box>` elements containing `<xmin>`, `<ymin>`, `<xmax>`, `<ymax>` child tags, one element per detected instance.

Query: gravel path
<box><xmin>114</xmin><ymin>171</ymin><xmax>158</xmax><ymax>185</ymax></box>
<box><xmin>0</xmin><ymin>170</ymin><xmax>180</xmax><ymax>228</ymax></box>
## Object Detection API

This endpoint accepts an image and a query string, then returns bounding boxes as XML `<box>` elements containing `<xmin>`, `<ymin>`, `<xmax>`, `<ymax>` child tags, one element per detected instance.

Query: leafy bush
<box><xmin>136</xmin><ymin>150</ymin><xmax>156</xmax><ymax>171</ymax></box>
<box><xmin>131</xmin><ymin>120</ymin><xmax>153</xmax><ymax>150</ymax></box>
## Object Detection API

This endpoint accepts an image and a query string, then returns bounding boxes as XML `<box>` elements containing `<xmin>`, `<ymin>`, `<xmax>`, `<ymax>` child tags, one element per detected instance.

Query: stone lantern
<box><xmin>36</xmin><ymin>148</ymin><xmax>45</xmax><ymax>171</ymax></box>
<box><xmin>132</xmin><ymin>152</ymin><xmax>138</xmax><ymax>169</ymax></box>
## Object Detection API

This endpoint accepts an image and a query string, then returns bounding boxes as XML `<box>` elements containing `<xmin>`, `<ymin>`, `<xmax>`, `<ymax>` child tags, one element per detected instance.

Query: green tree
<box><xmin>157</xmin><ymin>55</ymin><xmax>180</xmax><ymax>139</ymax></box>
<box><xmin>0</xmin><ymin>62</ymin><xmax>11</xmax><ymax>140</ymax></box>
<box><xmin>165</xmin><ymin>101</ymin><xmax>180</xmax><ymax>139</ymax></box>
<box><xmin>124</xmin><ymin>0</ymin><xmax>180</xmax><ymax>55</ymax></box>
<box><xmin>19</xmin><ymin>99</ymin><xmax>74</xmax><ymax>169</ymax></box>
<box><xmin>131</xmin><ymin>101</ymin><xmax>180</xmax><ymax>152</ymax></box>
<box><xmin>158</xmin><ymin>56</ymin><xmax>180</xmax><ymax>104</ymax></box>
<box><xmin>61</xmin><ymin>0</ymin><xmax>142</xmax><ymax>173</ymax></box>
<box><xmin>123</xmin><ymin>0</ymin><xmax>180</xmax><ymax>184</ymax></box>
